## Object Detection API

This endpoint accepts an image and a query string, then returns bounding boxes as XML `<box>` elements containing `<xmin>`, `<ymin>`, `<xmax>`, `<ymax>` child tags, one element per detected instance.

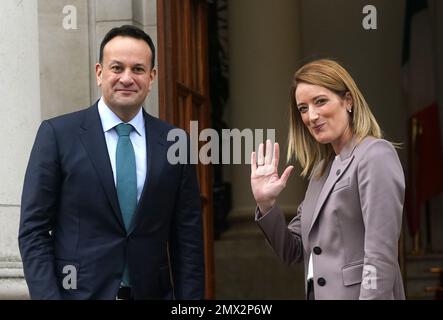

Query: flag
<box><xmin>402</xmin><ymin>0</ymin><xmax>443</xmax><ymax>237</ymax></box>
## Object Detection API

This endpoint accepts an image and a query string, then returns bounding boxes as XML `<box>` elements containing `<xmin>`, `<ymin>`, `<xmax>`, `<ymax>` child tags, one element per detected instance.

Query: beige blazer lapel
<box><xmin>307</xmin><ymin>139</ymin><xmax>359</xmax><ymax>235</ymax></box>
<box><xmin>301</xmin><ymin>161</ymin><xmax>330</xmax><ymax>248</ymax></box>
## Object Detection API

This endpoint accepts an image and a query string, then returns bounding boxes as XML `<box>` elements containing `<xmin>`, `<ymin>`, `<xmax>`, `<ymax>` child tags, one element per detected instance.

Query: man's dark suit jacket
<box><xmin>18</xmin><ymin>102</ymin><xmax>204</xmax><ymax>299</ymax></box>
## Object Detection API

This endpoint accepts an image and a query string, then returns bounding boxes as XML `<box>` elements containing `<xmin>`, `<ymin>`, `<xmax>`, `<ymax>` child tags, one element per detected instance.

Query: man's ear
<box><xmin>95</xmin><ymin>63</ymin><xmax>103</xmax><ymax>87</ymax></box>
<box><xmin>148</xmin><ymin>68</ymin><xmax>157</xmax><ymax>90</ymax></box>
<box><xmin>150</xmin><ymin>67</ymin><xmax>157</xmax><ymax>80</ymax></box>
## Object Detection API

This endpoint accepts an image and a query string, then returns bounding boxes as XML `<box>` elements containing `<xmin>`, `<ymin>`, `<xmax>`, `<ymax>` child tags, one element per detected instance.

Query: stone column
<box><xmin>0</xmin><ymin>0</ymin><xmax>41</xmax><ymax>299</ymax></box>
<box><xmin>38</xmin><ymin>0</ymin><xmax>91</xmax><ymax>119</ymax></box>
<box><xmin>228</xmin><ymin>0</ymin><xmax>306</xmax><ymax>219</ymax></box>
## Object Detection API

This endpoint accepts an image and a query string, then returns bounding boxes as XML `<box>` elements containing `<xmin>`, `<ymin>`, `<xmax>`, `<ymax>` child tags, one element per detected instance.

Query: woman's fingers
<box><xmin>271</xmin><ymin>142</ymin><xmax>279</xmax><ymax>170</ymax></box>
<box><xmin>253</xmin><ymin>141</ymin><xmax>281</xmax><ymax>177</ymax></box>
<box><xmin>280</xmin><ymin>166</ymin><xmax>294</xmax><ymax>186</ymax></box>
<box><xmin>257</xmin><ymin>143</ymin><xmax>264</xmax><ymax>166</ymax></box>
<box><xmin>265</xmin><ymin>139</ymin><xmax>272</xmax><ymax>165</ymax></box>
<box><xmin>251</xmin><ymin>151</ymin><xmax>256</xmax><ymax>174</ymax></box>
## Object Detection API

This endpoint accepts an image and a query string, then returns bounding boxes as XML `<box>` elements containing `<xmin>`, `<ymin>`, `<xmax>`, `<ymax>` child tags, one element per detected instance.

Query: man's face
<box><xmin>96</xmin><ymin>36</ymin><xmax>156</xmax><ymax>114</ymax></box>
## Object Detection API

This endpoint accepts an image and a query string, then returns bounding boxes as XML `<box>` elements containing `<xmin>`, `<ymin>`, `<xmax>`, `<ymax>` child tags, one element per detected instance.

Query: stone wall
<box><xmin>0</xmin><ymin>0</ymin><xmax>41</xmax><ymax>299</ymax></box>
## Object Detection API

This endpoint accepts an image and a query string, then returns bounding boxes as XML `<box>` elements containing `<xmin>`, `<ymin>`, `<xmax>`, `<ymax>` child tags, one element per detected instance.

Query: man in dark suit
<box><xmin>18</xmin><ymin>25</ymin><xmax>204</xmax><ymax>300</ymax></box>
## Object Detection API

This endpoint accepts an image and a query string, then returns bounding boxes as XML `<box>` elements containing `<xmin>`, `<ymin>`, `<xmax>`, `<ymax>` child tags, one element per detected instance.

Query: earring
<box><xmin>347</xmin><ymin>108</ymin><xmax>352</xmax><ymax>113</ymax></box>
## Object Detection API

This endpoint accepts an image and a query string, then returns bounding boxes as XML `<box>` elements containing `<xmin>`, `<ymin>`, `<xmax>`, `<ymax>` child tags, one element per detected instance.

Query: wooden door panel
<box><xmin>158</xmin><ymin>0</ymin><xmax>215</xmax><ymax>299</ymax></box>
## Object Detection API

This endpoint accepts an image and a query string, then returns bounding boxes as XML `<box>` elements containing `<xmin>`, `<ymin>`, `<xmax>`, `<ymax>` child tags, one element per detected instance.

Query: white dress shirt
<box><xmin>97</xmin><ymin>98</ymin><xmax>147</xmax><ymax>202</ymax></box>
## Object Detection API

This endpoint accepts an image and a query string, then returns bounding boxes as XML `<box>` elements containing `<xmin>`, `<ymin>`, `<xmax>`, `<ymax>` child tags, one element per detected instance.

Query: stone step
<box><xmin>405</xmin><ymin>254</ymin><xmax>443</xmax><ymax>278</ymax></box>
<box><xmin>405</xmin><ymin>253</ymin><xmax>443</xmax><ymax>300</ymax></box>
<box><xmin>0</xmin><ymin>259</ymin><xmax>29</xmax><ymax>299</ymax></box>
<box><xmin>215</xmin><ymin>219</ymin><xmax>305</xmax><ymax>299</ymax></box>
<box><xmin>407</xmin><ymin>292</ymin><xmax>437</xmax><ymax>300</ymax></box>
<box><xmin>0</xmin><ymin>279</ymin><xmax>29</xmax><ymax>299</ymax></box>
<box><xmin>406</xmin><ymin>274</ymin><xmax>441</xmax><ymax>296</ymax></box>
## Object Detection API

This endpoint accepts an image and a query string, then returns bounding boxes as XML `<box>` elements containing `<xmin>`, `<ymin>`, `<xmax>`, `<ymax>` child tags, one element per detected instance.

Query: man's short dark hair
<box><xmin>99</xmin><ymin>25</ymin><xmax>156</xmax><ymax>69</ymax></box>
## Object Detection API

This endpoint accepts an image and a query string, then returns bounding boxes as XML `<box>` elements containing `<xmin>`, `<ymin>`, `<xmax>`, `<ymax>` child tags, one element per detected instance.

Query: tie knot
<box><xmin>115</xmin><ymin>123</ymin><xmax>133</xmax><ymax>137</ymax></box>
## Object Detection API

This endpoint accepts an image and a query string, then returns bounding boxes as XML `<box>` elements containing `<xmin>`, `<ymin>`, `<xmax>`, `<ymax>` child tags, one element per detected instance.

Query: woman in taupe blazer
<box><xmin>250</xmin><ymin>59</ymin><xmax>405</xmax><ymax>300</ymax></box>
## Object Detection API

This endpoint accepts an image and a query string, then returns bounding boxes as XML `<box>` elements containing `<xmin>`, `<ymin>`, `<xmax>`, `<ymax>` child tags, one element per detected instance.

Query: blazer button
<box><xmin>317</xmin><ymin>277</ymin><xmax>326</xmax><ymax>286</ymax></box>
<box><xmin>336</xmin><ymin>169</ymin><xmax>341</xmax><ymax>176</ymax></box>
<box><xmin>313</xmin><ymin>246</ymin><xmax>322</xmax><ymax>255</ymax></box>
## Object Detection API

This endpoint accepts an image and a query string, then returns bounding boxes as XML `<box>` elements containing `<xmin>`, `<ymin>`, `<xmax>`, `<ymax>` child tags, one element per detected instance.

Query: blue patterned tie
<box><xmin>115</xmin><ymin>123</ymin><xmax>137</xmax><ymax>286</ymax></box>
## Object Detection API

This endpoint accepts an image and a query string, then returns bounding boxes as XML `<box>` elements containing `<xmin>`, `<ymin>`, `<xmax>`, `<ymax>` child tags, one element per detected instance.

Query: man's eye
<box><xmin>134</xmin><ymin>67</ymin><xmax>145</xmax><ymax>73</ymax></box>
<box><xmin>111</xmin><ymin>66</ymin><xmax>121</xmax><ymax>72</ymax></box>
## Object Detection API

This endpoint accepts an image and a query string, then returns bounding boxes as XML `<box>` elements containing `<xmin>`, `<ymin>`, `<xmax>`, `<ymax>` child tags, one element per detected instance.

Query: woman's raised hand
<box><xmin>250</xmin><ymin>140</ymin><xmax>294</xmax><ymax>214</ymax></box>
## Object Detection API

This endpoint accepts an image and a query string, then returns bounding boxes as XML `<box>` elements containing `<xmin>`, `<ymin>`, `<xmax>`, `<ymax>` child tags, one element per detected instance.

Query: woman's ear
<box><xmin>344</xmin><ymin>91</ymin><xmax>353</xmax><ymax>109</ymax></box>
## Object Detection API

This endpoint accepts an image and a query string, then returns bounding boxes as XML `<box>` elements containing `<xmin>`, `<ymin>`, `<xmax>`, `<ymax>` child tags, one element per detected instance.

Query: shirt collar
<box><xmin>338</xmin><ymin>135</ymin><xmax>358</xmax><ymax>161</ymax></box>
<box><xmin>98</xmin><ymin>97</ymin><xmax>145</xmax><ymax>136</ymax></box>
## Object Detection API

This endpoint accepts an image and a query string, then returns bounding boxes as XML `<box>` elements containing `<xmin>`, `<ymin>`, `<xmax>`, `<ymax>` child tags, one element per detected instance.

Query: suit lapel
<box><xmin>301</xmin><ymin>161</ymin><xmax>330</xmax><ymax>250</ymax></box>
<box><xmin>307</xmin><ymin>138</ymin><xmax>359</xmax><ymax>236</ymax></box>
<box><xmin>308</xmin><ymin>156</ymin><xmax>354</xmax><ymax>234</ymax></box>
<box><xmin>127</xmin><ymin>111</ymin><xmax>166</xmax><ymax>235</ymax></box>
<box><xmin>79</xmin><ymin>103</ymin><xmax>125</xmax><ymax>229</ymax></box>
